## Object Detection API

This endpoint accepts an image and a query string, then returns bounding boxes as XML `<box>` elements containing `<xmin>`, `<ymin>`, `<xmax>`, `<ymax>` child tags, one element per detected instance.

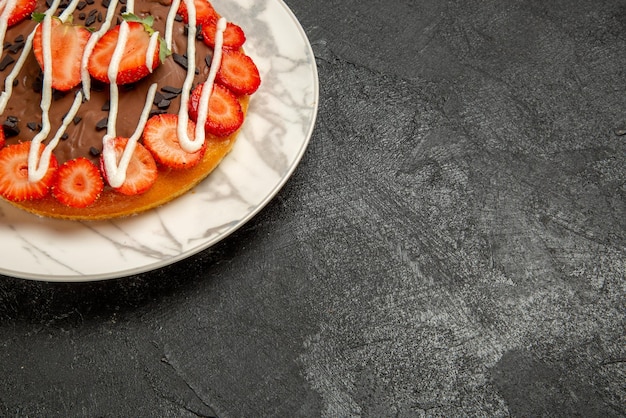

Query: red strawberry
<box><xmin>177</xmin><ymin>0</ymin><xmax>219</xmax><ymax>25</ymax></box>
<box><xmin>32</xmin><ymin>17</ymin><xmax>91</xmax><ymax>92</ymax></box>
<box><xmin>188</xmin><ymin>83</ymin><xmax>243</xmax><ymax>137</ymax></box>
<box><xmin>101</xmin><ymin>137</ymin><xmax>157</xmax><ymax>195</ymax></box>
<box><xmin>0</xmin><ymin>142</ymin><xmax>58</xmax><ymax>202</ymax></box>
<box><xmin>201</xmin><ymin>19</ymin><xmax>245</xmax><ymax>50</ymax></box>
<box><xmin>216</xmin><ymin>50</ymin><xmax>260</xmax><ymax>96</ymax></box>
<box><xmin>0</xmin><ymin>0</ymin><xmax>36</xmax><ymax>27</ymax></box>
<box><xmin>52</xmin><ymin>158</ymin><xmax>104</xmax><ymax>208</ymax></box>
<box><xmin>0</xmin><ymin>127</ymin><xmax>5</xmax><ymax>150</ymax></box>
<box><xmin>88</xmin><ymin>21</ymin><xmax>160</xmax><ymax>85</ymax></box>
<box><xmin>142</xmin><ymin>114</ymin><xmax>205</xmax><ymax>169</ymax></box>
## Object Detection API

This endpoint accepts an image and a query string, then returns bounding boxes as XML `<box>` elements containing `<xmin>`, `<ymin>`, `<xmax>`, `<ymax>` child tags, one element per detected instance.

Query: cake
<box><xmin>0</xmin><ymin>0</ymin><xmax>260</xmax><ymax>220</ymax></box>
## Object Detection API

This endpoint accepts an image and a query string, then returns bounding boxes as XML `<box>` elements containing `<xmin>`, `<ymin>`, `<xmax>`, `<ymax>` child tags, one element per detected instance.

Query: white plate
<box><xmin>0</xmin><ymin>0</ymin><xmax>318</xmax><ymax>281</ymax></box>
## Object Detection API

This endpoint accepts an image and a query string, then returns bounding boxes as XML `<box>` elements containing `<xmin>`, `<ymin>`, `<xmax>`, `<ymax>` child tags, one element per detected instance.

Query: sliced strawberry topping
<box><xmin>188</xmin><ymin>83</ymin><xmax>243</xmax><ymax>137</ymax></box>
<box><xmin>0</xmin><ymin>127</ymin><xmax>5</xmax><ymax>150</ymax></box>
<box><xmin>177</xmin><ymin>0</ymin><xmax>219</xmax><ymax>25</ymax></box>
<box><xmin>216</xmin><ymin>50</ymin><xmax>260</xmax><ymax>96</ymax></box>
<box><xmin>201</xmin><ymin>18</ymin><xmax>245</xmax><ymax>50</ymax></box>
<box><xmin>0</xmin><ymin>142</ymin><xmax>58</xmax><ymax>202</ymax></box>
<box><xmin>53</xmin><ymin>158</ymin><xmax>104</xmax><ymax>208</ymax></box>
<box><xmin>142</xmin><ymin>114</ymin><xmax>205</xmax><ymax>169</ymax></box>
<box><xmin>88</xmin><ymin>21</ymin><xmax>160</xmax><ymax>85</ymax></box>
<box><xmin>32</xmin><ymin>17</ymin><xmax>91</xmax><ymax>92</ymax></box>
<box><xmin>0</xmin><ymin>0</ymin><xmax>36</xmax><ymax>27</ymax></box>
<box><xmin>101</xmin><ymin>137</ymin><xmax>157</xmax><ymax>195</ymax></box>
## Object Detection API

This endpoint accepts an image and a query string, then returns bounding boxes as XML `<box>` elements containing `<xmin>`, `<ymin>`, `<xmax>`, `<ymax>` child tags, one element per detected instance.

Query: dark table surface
<box><xmin>1</xmin><ymin>0</ymin><xmax>625</xmax><ymax>416</ymax></box>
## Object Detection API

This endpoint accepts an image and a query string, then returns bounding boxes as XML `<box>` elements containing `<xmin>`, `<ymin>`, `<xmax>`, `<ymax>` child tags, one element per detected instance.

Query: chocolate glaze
<box><xmin>0</xmin><ymin>0</ymin><xmax>215</xmax><ymax>164</ymax></box>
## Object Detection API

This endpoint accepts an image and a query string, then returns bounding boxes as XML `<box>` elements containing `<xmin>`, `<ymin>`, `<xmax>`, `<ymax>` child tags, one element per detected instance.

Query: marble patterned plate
<box><xmin>0</xmin><ymin>0</ymin><xmax>318</xmax><ymax>281</ymax></box>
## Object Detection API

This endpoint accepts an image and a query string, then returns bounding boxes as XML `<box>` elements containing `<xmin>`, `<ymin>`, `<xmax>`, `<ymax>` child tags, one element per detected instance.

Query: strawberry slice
<box><xmin>142</xmin><ymin>114</ymin><xmax>205</xmax><ymax>169</ymax></box>
<box><xmin>201</xmin><ymin>18</ymin><xmax>245</xmax><ymax>50</ymax></box>
<box><xmin>216</xmin><ymin>50</ymin><xmax>260</xmax><ymax>96</ymax></box>
<box><xmin>32</xmin><ymin>17</ymin><xmax>91</xmax><ymax>92</ymax></box>
<box><xmin>0</xmin><ymin>142</ymin><xmax>58</xmax><ymax>202</ymax></box>
<box><xmin>177</xmin><ymin>0</ymin><xmax>219</xmax><ymax>25</ymax></box>
<box><xmin>101</xmin><ymin>137</ymin><xmax>157</xmax><ymax>195</ymax></box>
<box><xmin>0</xmin><ymin>0</ymin><xmax>36</xmax><ymax>27</ymax></box>
<box><xmin>88</xmin><ymin>21</ymin><xmax>161</xmax><ymax>85</ymax></box>
<box><xmin>188</xmin><ymin>83</ymin><xmax>243</xmax><ymax>137</ymax></box>
<box><xmin>0</xmin><ymin>127</ymin><xmax>5</xmax><ymax>150</ymax></box>
<box><xmin>52</xmin><ymin>158</ymin><xmax>104</xmax><ymax>208</ymax></box>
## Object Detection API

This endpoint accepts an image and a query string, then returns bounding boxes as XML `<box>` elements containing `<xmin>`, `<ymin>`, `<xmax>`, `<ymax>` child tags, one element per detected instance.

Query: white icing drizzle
<box><xmin>102</xmin><ymin>83</ymin><xmax>156</xmax><ymax>187</ymax></box>
<box><xmin>0</xmin><ymin>0</ymin><xmax>18</xmax><ymax>58</ymax></box>
<box><xmin>191</xmin><ymin>17</ymin><xmax>226</xmax><ymax>149</ymax></box>
<box><xmin>27</xmin><ymin>0</ymin><xmax>85</xmax><ymax>181</ymax></box>
<box><xmin>100</xmin><ymin>0</ymin><xmax>159</xmax><ymax>187</ymax></box>
<box><xmin>145</xmin><ymin>31</ymin><xmax>159</xmax><ymax>73</ymax></box>
<box><xmin>175</xmin><ymin>0</ymin><xmax>227</xmax><ymax>154</ymax></box>
<box><xmin>80</xmin><ymin>0</ymin><xmax>118</xmax><ymax>100</ymax></box>
<box><xmin>164</xmin><ymin>0</ymin><xmax>181</xmax><ymax>51</ymax></box>
<box><xmin>105</xmin><ymin>19</ymin><xmax>128</xmax><ymax>136</ymax></box>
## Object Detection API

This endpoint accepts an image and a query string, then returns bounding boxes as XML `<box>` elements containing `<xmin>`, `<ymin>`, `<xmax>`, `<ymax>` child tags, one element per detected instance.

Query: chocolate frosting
<box><xmin>0</xmin><ymin>0</ymin><xmax>214</xmax><ymax>164</ymax></box>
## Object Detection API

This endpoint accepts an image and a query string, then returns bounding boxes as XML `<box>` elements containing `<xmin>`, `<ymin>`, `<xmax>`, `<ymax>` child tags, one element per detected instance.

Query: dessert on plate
<box><xmin>0</xmin><ymin>0</ymin><xmax>260</xmax><ymax>220</ymax></box>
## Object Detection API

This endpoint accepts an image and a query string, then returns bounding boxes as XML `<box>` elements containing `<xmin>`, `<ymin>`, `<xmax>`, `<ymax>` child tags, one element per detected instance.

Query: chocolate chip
<box><xmin>33</xmin><ymin>74</ymin><xmax>43</xmax><ymax>93</ymax></box>
<box><xmin>101</xmin><ymin>0</ymin><xmax>110</xmax><ymax>7</ymax></box>
<box><xmin>172</xmin><ymin>53</ymin><xmax>188</xmax><ymax>70</ymax></box>
<box><xmin>95</xmin><ymin>117</ymin><xmax>108</xmax><ymax>131</ymax></box>
<box><xmin>26</xmin><ymin>122</ymin><xmax>38</xmax><ymax>131</ymax></box>
<box><xmin>85</xmin><ymin>0</ymin><xmax>94</xmax><ymax>4</ymax></box>
<box><xmin>13</xmin><ymin>35</ymin><xmax>23</xmax><ymax>43</ymax></box>
<box><xmin>161</xmin><ymin>85</ymin><xmax>182</xmax><ymax>95</ymax></box>
<box><xmin>3</xmin><ymin>117</ymin><xmax>19</xmax><ymax>137</ymax></box>
<box><xmin>101</xmin><ymin>100</ymin><xmax>110</xmax><ymax>111</ymax></box>
<box><xmin>97</xmin><ymin>11</ymin><xmax>103</xmax><ymax>22</ymax></box>
<box><xmin>85</xmin><ymin>13</ymin><xmax>96</xmax><ymax>26</ymax></box>
<box><xmin>76</xmin><ymin>0</ymin><xmax>86</xmax><ymax>9</ymax></box>
<box><xmin>61</xmin><ymin>133</ymin><xmax>69</xmax><ymax>140</ymax></box>
<box><xmin>0</xmin><ymin>55</ymin><xmax>15</xmax><ymax>71</ymax></box>
<box><xmin>89</xmin><ymin>146</ymin><xmax>101</xmax><ymax>156</ymax></box>
<box><xmin>8</xmin><ymin>41</ymin><xmax>24</xmax><ymax>53</ymax></box>
<box><xmin>205</xmin><ymin>54</ymin><xmax>212</xmax><ymax>68</ymax></box>
<box><xmin>156</xmin><ymin>99</ymin><xmax>171</xmax><ymax>110</ymax></box>
<box><xmin>78</xmin><ymin>12</ymin><xmax>86</xmax><ymax>20</ymax></box>
<box><xmin>161</xmin><ymin>92</ymin><xmax>178</xmax><ymax>100</ymax></box>
<box><xmin>175</xmin><ymin>14</ymin><xmax>183</xmax><ymax>22</ymax></box>
<box><xmin>12</xmin><ymin>79</ymin><xmax>17</xmax><ymax>87</ymax></box>
<box><xmin>152</xmin><ymin>91</ymin><xmax>165</xmax><ymax>105</ymax></box>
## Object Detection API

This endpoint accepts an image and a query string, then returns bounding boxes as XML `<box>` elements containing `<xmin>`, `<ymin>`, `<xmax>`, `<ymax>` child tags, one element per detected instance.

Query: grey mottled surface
<box><xmin>0</xmin><ymin>0</ymin><xmax>624</xmax><ymax>416</ymax></box>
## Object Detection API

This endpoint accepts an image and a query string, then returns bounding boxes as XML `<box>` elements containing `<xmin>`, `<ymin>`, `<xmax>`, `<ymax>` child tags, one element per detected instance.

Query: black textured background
<box><xmin>1</xmin><ymin>0</ymin><xmax>625</xmax><ymax>416</ymax></box>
